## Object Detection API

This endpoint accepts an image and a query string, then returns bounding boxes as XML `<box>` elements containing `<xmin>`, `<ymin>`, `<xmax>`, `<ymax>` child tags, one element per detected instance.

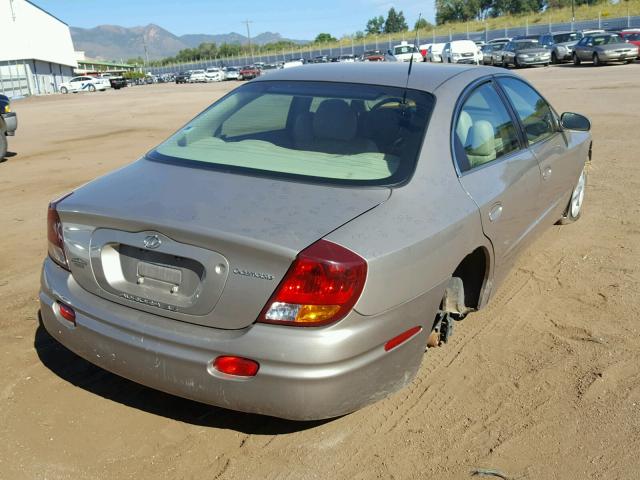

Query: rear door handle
<box><xmin>488</xmin><ymin>203</ymin><xmax>503</xmax><ymax>222</ymax></box>
<box><xmin>542</xmin><ymin>167</ymin><xmax>552</xmax><ymax>180</ymax></box>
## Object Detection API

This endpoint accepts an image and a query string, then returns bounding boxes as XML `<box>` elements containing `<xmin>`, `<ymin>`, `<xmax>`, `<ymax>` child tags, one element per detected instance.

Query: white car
<box><xmin>282</xmin><ymin>60</ymin><xmax>304</xmax><ymax>69</ymax></box>
<box><xmin>427</xmin><ymin>43</ymin><xmax>446</xmax><ymax>62</ymax></box>
<box><xmin>392</xmin><ymin>41</ymin><xmax>423</xmax><ymax>62</ymax></box>
<box><xmin>205</xmin><ymin>68</ymin><xmax>224</xmax><ymax>82</ymax></box>
<box><xmin>188</xmin><ymin>70</ymin><xmax>207</xmax><ymax>83</ymax></box>
<box><xmin>224</xmin><ymin>67</ymin><xmax>241</xmax><ymax>80</ymax></box>
<box><xmin>338</xmin><ymin>54</ymin><xmax>356</xmax><ymax>62</ymax></box>
<box><xmin>441</xmin><ymin>40</ymin><xmax>482</xmax><ymax>65</ymax></box>
<box><xmin>59</xmin><ymin>76</ymin><xmax>111</xmax><ymax>94</ymax></box>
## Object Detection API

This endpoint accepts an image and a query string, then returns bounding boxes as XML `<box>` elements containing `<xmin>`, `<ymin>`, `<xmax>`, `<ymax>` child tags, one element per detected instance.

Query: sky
<box><xmin>34</xmin><ymin>0</ymin><xmax>435</xmax><ymax>40</ymax></box>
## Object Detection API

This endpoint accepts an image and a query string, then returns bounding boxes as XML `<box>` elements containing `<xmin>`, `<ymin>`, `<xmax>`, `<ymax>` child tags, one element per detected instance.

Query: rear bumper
<box><xmin>1</xmin><ymin>112</ymin><xmax>17</xmax><ymax>135</ymax></box>
<box><xmin>40</xmin><ymin>258</ymin><xmax>439</xmax><ymax>420</ymax></box>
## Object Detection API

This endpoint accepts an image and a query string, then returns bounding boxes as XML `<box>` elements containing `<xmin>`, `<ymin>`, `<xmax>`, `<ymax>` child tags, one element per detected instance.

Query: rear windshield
<box><xmin>592</xmin><ymin>34</ymin><xmax>622</xmax><ymax>45</ymax></box>
<box><xmin>149</xmin><ymin>81</ymin><xmax>435</xmax><ymax>186</ymax></box>
<box><xmin>553</xmin><ymin>32</ymin><xmax>582</xmax><ymax>43</ymax></box>
<box><xmin>515</xmin><ymin>41</ymin><xmax>540</xmax><ymax>50</ymax></box>
<box><xmin>394</xmin><ymin>45</ymin><xmax>418</xmax><ymax>54</ymax></box>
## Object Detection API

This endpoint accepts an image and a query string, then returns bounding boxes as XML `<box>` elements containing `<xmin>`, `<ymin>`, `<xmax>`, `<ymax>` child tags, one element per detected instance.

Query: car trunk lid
<box><xmin>57</xmin><ymin>158</ymin><xmax>389</xmax><ymax>329</ymax></box>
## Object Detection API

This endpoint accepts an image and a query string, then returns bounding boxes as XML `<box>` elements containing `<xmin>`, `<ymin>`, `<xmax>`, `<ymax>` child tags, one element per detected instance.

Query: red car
<box><xmin>362</xmin><ymin>50</ymin><xmax>385</xmax><ymax>61</ymax></box>
<box><xmin>239</xmin><ymin>65</ymin><xmax>261</xmax><ymax>80</ymax></box>
<box><xmin>619</xmin><ymin>30</ymin><xmax>640</xmax><ymax>58</ymax></box>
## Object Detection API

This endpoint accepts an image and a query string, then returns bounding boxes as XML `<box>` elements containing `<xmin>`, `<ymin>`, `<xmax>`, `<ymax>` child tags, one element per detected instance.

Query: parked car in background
<box><xmin>282</xmin><ymin>60</ymin><xmax>304</xmax><ymax>69</ymax></box>
<box><xmin>175</xmin><ymin>72</ymin><xmax>190</xmax><ymax>84</ymax></box>
<box><xmin>488</xmin><ymin>37</ymin><xmax>512</xmax><ymax>44</ymax></box>
<box><xmin>188</xmin><ymin>70</ymin><xmax>207</xmax><ymax>83</ymax></box>
<box><xmin>419</xmin><ymin>44</ymin><xmax>432</xmax><ymax>58</ymax></box>
<box><xmin>427</xmin><ymin>43</ymin><xmax>445</xmax><ymax>62</ymax></box>
<box><xmin>338</xmin><ymin>54</ymin><xmax>356</xmax><ymax>62</ymax></box>
<box><xmin>501</xmin><ymin>39</ymin><xmax>551</xmax><ymax>67</ymax></box>
<box><xmin>40</xmin><ymin>63</ymin><xmax>592</xmax><ymax>421</ymax></box>
<box><xmin>312</xmin><ymin>55</ymin><xmax>329</xmax><ymax>63</ymax></box>
<box><xmin>442</xmin><ymin>40</ymin><xmax>482</xmax><ymax>64</ymax></box>
<box><xmin>100</xmin><ymin>73</ymin><xmax>127</xmax><ymax>90</ymax></box>
<box><xmin>239</xmin><ymin>65</ymin><xmax>260</xmax><ymax>80</ymax></box>
<box><xmin>205</xmin><ymin>68</ymin><xmax>224</xmax><ymax>82</ymax></box>
<box><xmin>572</xmin><ymin>33</ymin><xmax>638</xmax><ymax>65</ymax></box>
<box><xmin>539</xmin><ymin>31</ymin><xmax>583</xmax><ymax>64</ymax></box>
<box><xmin>619</xmin><ymin>29</ymin><xmax>640</xmax><ymax>58</ymax></box>
<box><xmin>59</xmin><ymin>76</ymin><xmax>111</xmax><ymax>94</ymax></box>
<box><xmin>481</xmin><ymin>43</ymin><xmax>506</xmax><ymax>65</ymax></box>
<box><xmin>0</xmin><ymin>94</ymin><xmax>17</xmax><ymax>159</ymax></box>
<box><xmin>259</xmin><ymin>64</ymin><xmax>279</xmax><ymax>75</ymax></box>
<box><xmin>224</xmin><ymin>67</ymin><xmax>240</xmax><ymax>80</ymax></box>
<box><xmin>392</xmin><ymin>41</ymin><xmax>423</xmax><ymax>62</ymax></box>
<box><xmin>362</xmin><ymin>50</ymin><xmax>385</xmax><ymax>61</ymax></box>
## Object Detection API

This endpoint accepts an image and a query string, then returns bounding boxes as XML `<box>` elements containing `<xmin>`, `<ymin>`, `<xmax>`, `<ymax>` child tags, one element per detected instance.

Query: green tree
<box><xmin>384</xmin><ymin>8</ymin><xmax>409</xmax><ymax>33</ymax></box>
<box><xmin>314</xmin><ymin>33</ymin><xmax>337</xmax><ymax>43</ymax></box>
<box><xmin>365</xmin><ymin>15</ymin><xmax>385</xmax><ymax>35</ymax></box>
<box><xmin>414</xmin><ymin>18</ymin><xmax>433</xmax><ymax>30</ymax></box>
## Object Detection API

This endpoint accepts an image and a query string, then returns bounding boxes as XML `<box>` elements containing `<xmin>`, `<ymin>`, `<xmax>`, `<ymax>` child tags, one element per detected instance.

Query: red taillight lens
<box><xmin>57</xmin><ymin>301</ymin><xmax>76</xmax><ymax>325</ymax></box>
<box><xmin>258</xmin><ymin>239</ymin><xmax>367</xmax><ymax>326</ymax></box>
<box><xmin>213</xmin><ymin>356</ymin><xmax>260</xmax><ymax>377</ymax></box>
<box><xmin>47</xmin><ymin>193</ymin><xmax>72</xmax><ymax>270</ymax></box>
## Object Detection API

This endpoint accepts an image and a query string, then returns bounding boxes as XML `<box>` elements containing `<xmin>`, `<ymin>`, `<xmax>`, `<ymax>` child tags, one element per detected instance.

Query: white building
<box><xmin>0</xmin><ymin>0</ymin><xmax>77</xmax><ymax>97</ymax></box>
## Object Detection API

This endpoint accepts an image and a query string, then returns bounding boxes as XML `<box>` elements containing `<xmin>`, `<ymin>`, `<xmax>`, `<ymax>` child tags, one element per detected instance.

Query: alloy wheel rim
<box><xmin>570</xmin><ymin>170</ymin><xmax>586</xmax><ymax>218</ymax></box>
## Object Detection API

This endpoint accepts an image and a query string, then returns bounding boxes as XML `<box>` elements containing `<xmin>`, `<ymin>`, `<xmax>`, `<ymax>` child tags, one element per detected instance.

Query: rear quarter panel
<box><xmin>327</xmin><ymin>70</ymin><xmax>494</xmax><ymax>316</ymax></box>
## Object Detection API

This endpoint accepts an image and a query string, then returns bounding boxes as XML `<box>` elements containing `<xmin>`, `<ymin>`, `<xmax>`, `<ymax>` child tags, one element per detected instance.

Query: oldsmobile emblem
<box><xmin>143</xmin><ymin>234</ymin><xmax>162</xmax><ymax>249</ymax></box>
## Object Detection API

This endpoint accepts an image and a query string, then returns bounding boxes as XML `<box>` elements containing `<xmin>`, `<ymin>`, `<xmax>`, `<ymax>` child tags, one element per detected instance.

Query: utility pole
<box><xmin>142</xmin><ymin>35</ymin><xmax>149</xmax><ymax>66</ymax></box>
<box><xmin>242</xmin><ymin>20</ymin><xmax>254</xmax><ymax>62</ymax></box>
<box><xmin>571</xmin><ymin>0</ymin><xmax>575</xmax><ymax>23</ymax></box>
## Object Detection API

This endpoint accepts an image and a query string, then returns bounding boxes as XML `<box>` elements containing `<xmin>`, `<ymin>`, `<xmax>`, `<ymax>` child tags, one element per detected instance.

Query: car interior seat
<box><xmin>465</xmin><ymin>120</ymin><xmax>496</xmax><ymax>168</ymax></box>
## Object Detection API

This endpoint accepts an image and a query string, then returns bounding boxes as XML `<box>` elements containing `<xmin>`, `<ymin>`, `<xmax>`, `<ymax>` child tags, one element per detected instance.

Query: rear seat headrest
<box><xmin>313</xmin><ymin>99</ymin><xmax>357</xmax><ymax>141</ymax></box>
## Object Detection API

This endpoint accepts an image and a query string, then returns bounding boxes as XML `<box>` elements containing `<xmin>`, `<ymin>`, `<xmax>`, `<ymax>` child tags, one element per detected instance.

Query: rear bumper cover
<box><xmin>1</xmin><ymin>112</ymin><xmax>17</xmax><ymax>135</ymax></box>
<box><xmin>40</xmin><ymin>258</ymin><xmax>440</xmax><ymax>420</ymax></box>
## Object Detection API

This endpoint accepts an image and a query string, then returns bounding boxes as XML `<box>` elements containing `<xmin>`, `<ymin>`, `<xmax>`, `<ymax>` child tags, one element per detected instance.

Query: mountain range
<box><xmin>70</xmin><ymin>24</ymin><xmax>308</xmax><ymax>61</ymax></box>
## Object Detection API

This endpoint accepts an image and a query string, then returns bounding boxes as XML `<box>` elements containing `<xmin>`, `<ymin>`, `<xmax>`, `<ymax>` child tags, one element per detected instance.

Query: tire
<box><xmin>502</xmin><ymin>59</ymin><xmax>508</xmax><ymax>68</ymax></box>
<box><xmin>573</xmin><ymin>53</ymin><xmax>581</xmax><ymax>66</ymax></box>
<box><xmin>544</xmin><ymin>62</ymin><xmax>549</xmax><ymax>67</ymax></box>
<box><xmin>60</xmin><ymin>86</ymin><xmax>68</xmax><ymax>94</ymax></box>
<box><xmin>593</xmin><ymin>53</ymin><xmax>601</xmax><ymax>66</ymax></box>
<box><xmin>514</xmin><ymin>57</ymin><xmax>520</xmax><ymax>68</ymax></box>
<box><xmin>88</xmin><ymin>84</ymin><xmax>96</xmax><ymax>92</ymax></box>
<box><xmin>558</xmin><ymin>167</ymin><xmax>587</xmax><ymax>225</ymax></box>
<box><xmin>0</xmin><ymin>128</ymin><xmax>7</xmax><ymax>160</ymax></box>
<box><xmin>551</xmin><ymin>51</ymin><xmax>558</xmax><ymax>64</ymax></box>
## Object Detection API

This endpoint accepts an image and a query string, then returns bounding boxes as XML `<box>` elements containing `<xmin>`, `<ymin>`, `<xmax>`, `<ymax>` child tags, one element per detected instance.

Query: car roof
<box><xmin>251</xmin><ymin>62</ymin><xmax>495</xmax><ymax>92</ymax></box>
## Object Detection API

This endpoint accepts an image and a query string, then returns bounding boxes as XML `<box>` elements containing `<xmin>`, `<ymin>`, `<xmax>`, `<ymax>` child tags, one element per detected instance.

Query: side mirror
<box><xmin>560</xmin><ymin>112</ymin><xmax>591</xmax><ymax>131</ymax></box>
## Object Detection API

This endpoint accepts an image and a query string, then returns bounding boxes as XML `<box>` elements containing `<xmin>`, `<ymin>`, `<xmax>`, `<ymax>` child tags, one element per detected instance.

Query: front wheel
<box><xmin>88</xmin><ymin>84</ymin><xmax>96</xmax><ymax>92</ymax></box>
<box><xmin>558</xmin><ymin>167</ymin><xmax>587</xmax><ymax>224</ymax></box>
<box><xmin>60</xmin><ymin>86</ymin><xmax>68</xmax><ymax>94</ymax></box>
<box><xmin>573</xmin><ymin>53</ymin><xmax>581</xmax><ymax>66</ymax></box>
<box><xmin>0</xmin><ymin>129</ymin><xmax>7</xmax><ymax>159</ymax></box>
<box><xmin>514</xmin><ymin>57</ymin><xmax>521</xmax><ymax>68</ymax></box>
<box><xmin>593</xmin><ymin>53</ymin><xmax>601</xmax><ymax>66</ymax></box>
<box><xmin>551</xmin><ymin>52</ymin><xmax>559</xmax><ymax>64</ymax></box>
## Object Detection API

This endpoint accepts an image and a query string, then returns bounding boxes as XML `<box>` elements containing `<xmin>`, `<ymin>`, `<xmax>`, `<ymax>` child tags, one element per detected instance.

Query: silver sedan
<box><xmin>573</xmin><ymin>33</ymin><xmax>638</xmax><ymax>65</ymax></box>
<box><xmin>40</xmin><ymin>63</ymin><xmax>592</xmax><ymax>420</ymax></box>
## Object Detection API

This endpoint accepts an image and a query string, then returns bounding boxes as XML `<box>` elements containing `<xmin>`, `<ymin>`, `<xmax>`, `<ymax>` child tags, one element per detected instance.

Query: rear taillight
<box><xmin>258</xmin><ymin>239</ymin><xmax>367</xmax><ymax>327</ymax></box>
<box><xmin>47</xmin><ymin>193</ymin><xmax>72</xmax><ymax>270</ymax></box>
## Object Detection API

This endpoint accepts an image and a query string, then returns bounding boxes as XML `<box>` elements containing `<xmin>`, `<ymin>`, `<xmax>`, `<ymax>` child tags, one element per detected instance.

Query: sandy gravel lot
<box><xmin>1</xmin><ymin>63</ymin><xmax>639</xmax><ymax>480</ymax></box>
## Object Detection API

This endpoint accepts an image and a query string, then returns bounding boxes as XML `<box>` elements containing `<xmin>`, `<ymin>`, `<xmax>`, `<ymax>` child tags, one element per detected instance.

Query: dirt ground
<box><xmin>1</xmin><ymin>64</ymin><xmax>639</xmax><ymax>480</ymax></box>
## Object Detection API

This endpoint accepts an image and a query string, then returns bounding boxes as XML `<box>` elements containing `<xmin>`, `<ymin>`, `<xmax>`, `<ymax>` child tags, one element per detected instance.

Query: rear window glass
<box><xmin>150</xmin><ymin>81</ymin><xmax>435</xmax><ymax>186</ymax></box>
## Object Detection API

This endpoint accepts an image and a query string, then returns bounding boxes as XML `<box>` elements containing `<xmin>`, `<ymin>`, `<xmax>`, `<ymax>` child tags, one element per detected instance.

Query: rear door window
<box><xmin>454</xmin><ymin>82</ymin><xmax>521</xmax><ymax>172</ymax></box>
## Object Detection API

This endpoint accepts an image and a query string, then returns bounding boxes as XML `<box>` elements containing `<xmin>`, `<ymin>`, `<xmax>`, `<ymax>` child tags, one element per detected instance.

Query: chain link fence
<box><xmin>146</xmin><ymin>14</ymin><xmax>640</xmax><ymax>76</ymax></box>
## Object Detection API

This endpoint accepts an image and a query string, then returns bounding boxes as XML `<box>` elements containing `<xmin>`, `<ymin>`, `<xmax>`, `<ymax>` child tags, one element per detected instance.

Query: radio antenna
<box><xmin>402</xmin><ymin>13</ymin><xmax>422</xmax><ymax>105</ymax></box>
